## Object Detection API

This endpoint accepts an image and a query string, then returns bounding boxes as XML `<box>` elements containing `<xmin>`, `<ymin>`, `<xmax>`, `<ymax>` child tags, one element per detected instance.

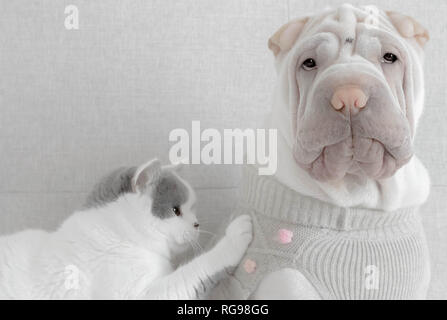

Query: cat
<box><xmin>0</xmin><ymin>159</ymin><xmax>252</xmax><ymax>299</ymax></box>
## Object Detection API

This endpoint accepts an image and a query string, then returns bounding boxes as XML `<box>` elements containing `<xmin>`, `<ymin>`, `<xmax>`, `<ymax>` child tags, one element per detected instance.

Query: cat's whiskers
<box><xmin>195</xmin><ymin>216</ymin><xmax>223</xmax><ymax>223</ymax></box>
<box><xmin>193</xmin><ymin>239</ymin><xmax>203</xmax><ymax>252</ymax></box>
<box><xmin>186</xmin><ymin>238</ymin><xmax>203</xmax><ymax>256</ymax></box>
<box><xmin>198</xmin><ymin>229</ymin><xmax>217</xmax><ymax>237</ymax></box>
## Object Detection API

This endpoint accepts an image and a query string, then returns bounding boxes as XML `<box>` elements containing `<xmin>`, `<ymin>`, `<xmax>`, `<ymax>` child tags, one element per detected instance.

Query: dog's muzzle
<box><xmin>293</xmin><ymin>64</ymin><xmax>413</xmax><ymax>181</ymax></box>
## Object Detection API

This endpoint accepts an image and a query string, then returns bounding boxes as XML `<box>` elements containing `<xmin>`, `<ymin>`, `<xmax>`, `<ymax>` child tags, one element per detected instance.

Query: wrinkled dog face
<box><xmin>270</xmin><ymin>5</ymin><xmax>428</xmax><ymax>181</ymax></box>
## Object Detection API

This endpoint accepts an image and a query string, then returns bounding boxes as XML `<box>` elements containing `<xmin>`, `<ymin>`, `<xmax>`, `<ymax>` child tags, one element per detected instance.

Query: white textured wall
<box><xmin>0</xmin><ymin>0</ymin><xmax>446</xmax><ymax>298</ymax></box>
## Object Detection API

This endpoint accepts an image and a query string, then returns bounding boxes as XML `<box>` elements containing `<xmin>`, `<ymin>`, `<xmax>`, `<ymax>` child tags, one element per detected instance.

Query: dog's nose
<box><xmin>330</xmin><ymin>87</ymin><xmax>368</xmax><ymax>112</ymax></box>
<box><xmin>193</xmin><ymin>222</ymin><xmax>199</xmax><ymax>229</ymax></box>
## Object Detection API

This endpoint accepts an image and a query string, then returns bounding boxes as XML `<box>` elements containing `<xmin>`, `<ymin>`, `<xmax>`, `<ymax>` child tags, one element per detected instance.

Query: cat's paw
<box><xmin>225</xmin><ymin>215</ymin><xmax>253</xmax><ymax>245</ymax></box>
<box><xmin>222</xmin><ymin>215</ymin><xmax>253</xmax><ymax>266</ymax></box>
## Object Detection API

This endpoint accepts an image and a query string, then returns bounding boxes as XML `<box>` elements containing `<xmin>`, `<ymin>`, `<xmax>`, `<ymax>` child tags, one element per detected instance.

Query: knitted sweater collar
<box><xmin>241</xmin><ymin>165</ymin><xmax>420</xmax><ymax>231</ymax></box>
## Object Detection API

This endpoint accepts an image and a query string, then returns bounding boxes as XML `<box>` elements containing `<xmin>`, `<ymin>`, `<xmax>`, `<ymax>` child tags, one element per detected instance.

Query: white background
<box><xmin>0</xmin><ymin>0</ymin><xmax>446</xmax><ymax>299</ymax></box>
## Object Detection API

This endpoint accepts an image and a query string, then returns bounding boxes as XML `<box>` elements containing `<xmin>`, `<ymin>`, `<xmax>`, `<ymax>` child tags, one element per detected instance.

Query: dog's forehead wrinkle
<box><xmin>357</xmin><ymin>36</ymin><xmax>382</xmax><ymax>62</ymax></box>
<box><xmin>335</xmin><ymin>4</ymin><xmax>357</xmax><ymax>35</ymax></box>
<box><xmin>307</xmin><ymin>30</ymin><xmax>385</xmax><ymax>64</ymax></box>
<box><xmin>307</xmin><ymin>5</ymin><xmax>390</xmax><ymax>51</ymax></box>
<box><xmin>308</xmin><ymin>27</ymin><xmax>357</xmax><ymax>57</ymax></box>
<box><xmin>315</xmin><ymin>40</ymin><xmax>334</xmax><ymax>61</ymax></box>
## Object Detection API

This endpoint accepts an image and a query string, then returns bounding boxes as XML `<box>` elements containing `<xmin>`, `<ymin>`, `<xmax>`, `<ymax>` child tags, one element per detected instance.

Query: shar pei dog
<box><xmin>210</xmin><ymin>3</ymin><xmax>431</xmax><ymax>300</ymax></box>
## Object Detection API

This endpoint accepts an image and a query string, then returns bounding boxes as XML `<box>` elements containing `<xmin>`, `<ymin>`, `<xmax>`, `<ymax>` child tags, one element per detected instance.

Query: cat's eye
<box><xmin>382</xmin><ymin>53</ymin><xmax>398</xmax><ymax>64</ymax></box>
<box><xmin>302</xmin><ymin>58</ymin><xmax>318</xmax><ymax>71</ymax></box>
<box><xmin>172</xmin><ymin>206</ymin><xmax>181</xmax><ymax>216</ymax></box>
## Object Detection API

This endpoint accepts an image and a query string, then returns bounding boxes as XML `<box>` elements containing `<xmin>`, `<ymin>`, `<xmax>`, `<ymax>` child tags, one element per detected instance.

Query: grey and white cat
<box><xmin>0</xmin><ymin>159</ymin><xmax>252</xmax><ymax>299</ymax></box>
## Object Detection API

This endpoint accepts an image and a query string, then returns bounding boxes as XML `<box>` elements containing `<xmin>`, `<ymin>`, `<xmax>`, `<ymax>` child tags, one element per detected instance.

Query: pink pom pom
<box><xmin>278</xmin><ymin>228</ymin><xmax>293</xmax><ymax>244</ymax></box>
<box><xmin>243</xmin><ymin>259</ymin><xmax>257</xmax><ymax>274</ymax></box>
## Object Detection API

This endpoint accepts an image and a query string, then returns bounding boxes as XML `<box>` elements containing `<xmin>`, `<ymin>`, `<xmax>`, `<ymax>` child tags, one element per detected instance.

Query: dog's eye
<box><xmin>382</xmin><ymin>53</ymin><xmax>398</xmax><ymax>64</ymax></box>
<box><xmin>172</xmin><ymin>206</ymin><xmax>181</xmax><ymax>216</ymax></box>
<box><xmin>302</xmin><ymin>58</ymin><xmax>318</xmax><ymax>71</ymax></box>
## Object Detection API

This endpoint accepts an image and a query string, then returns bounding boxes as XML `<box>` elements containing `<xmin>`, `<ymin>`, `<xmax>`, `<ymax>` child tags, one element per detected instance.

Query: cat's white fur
<box><xmin>0</xmin><ymin>159</ymin><xmax>252</xmax><ymax>299</ymax></box>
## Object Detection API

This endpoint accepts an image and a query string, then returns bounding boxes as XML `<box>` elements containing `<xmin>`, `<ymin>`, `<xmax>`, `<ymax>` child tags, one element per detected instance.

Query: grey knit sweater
<box><xmin>214</xmin><ymin>166</ymin><xmax>430</xmax><ymax>300</ymax></box>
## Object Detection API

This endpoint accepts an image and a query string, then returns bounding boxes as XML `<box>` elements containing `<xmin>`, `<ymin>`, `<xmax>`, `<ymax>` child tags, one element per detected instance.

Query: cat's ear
<box><xmin>386</xmin><ymin>11</ymin><xmax>429</xmax><ymax>48</ymax></box>
<box><xmin>132</xmin><ymin>159</ymin><xmax>162</xmax><ymax>193</ymax></box>
<box><xmin>163</xmin><ymin>162</ymin><xmax>184</xmax><ymax>172</ymax></box>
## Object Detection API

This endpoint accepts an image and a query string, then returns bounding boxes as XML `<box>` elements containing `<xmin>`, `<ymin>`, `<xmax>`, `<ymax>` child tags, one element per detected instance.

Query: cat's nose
<box><xmin>193</xmin><ymin>222</ymin><xmax>200</xmax><ymax>229</ymax></box>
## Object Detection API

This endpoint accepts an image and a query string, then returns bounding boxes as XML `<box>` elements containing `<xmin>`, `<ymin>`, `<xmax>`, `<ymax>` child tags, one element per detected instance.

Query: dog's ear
<box><xmin>386</xmin><ymin>11</ymin><xmax>429</xmax><ymax>48</ymax></box>
<box><xmin>268</xmin><ymin>17</ymin><xmax>309</xmax><ymax>56</ymax></box>
<box><xmin>132</xmin><ymin>158</ymin><xmax>162</xmax><ymax>193</ymax></box>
